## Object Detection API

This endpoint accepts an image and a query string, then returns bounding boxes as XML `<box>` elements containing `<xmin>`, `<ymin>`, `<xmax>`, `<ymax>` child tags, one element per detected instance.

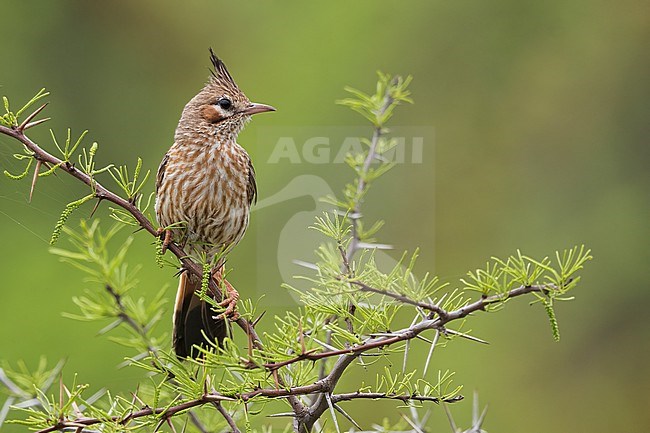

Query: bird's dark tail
<box><xmin>172</xmin><ymin>272</ymin><xmax>228</xmax><ymax>358</ymax></box>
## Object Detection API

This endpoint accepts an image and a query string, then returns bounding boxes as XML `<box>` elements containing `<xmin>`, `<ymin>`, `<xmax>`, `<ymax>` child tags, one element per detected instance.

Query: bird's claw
<box><xmin>216</xmin><ymin>273</ymin><xmax>240</xmax><ymax>321</ymax></box>
<box><xmin>156</xmin><ymin>228</ymin><xmax>173</xmax><ymax>254</ymax></box>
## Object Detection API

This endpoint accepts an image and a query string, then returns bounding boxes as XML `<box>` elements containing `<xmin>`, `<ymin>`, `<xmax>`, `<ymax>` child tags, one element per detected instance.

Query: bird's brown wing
<box><xmin>156</xmin><ymin>152</ymin><xmax>170</xmax><ymax>192</ymax></box>
<box><xmin>247</xmin><ymin>158</ymin><xmax>257</xmax><ymax>205</ymax></box>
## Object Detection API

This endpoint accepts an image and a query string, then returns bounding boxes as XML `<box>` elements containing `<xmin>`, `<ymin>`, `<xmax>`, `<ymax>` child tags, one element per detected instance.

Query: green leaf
<box><xmin>3</xmin><ymin>157</ymin><xmax>33</xmax><ymax>180</ymax></box>
<box><xmin>50</xmin><ymin>194</ymin><xmax>96</xmax><ymax>245</ymax></box>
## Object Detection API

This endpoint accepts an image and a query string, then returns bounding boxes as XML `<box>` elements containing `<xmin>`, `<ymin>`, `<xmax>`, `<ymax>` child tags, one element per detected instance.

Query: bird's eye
<box><xmin>217</xmin><ymin>98</ymin><xmax>232</xmax><ymax>110</ymax></box>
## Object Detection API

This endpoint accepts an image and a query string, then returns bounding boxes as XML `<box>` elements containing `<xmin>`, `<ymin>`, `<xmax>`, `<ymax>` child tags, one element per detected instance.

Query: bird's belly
<box><xmin>189</xmin><ymin>194</ymin><xmax>250</xmax><ymax>247</ymax></box>
<box><xmin>155</xmin><ymin>162</ymin><xmax>250</xmax><ymax>253</ymax></box>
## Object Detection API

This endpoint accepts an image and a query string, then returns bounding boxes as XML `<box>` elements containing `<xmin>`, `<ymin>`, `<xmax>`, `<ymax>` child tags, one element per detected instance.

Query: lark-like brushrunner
<box><xmin>155</xmin><ymin>49</ymin><xmax>274</xmax><ymax>358</ymax></box>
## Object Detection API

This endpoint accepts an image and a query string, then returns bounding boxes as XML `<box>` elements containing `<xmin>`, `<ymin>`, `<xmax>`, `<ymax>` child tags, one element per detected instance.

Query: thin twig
<box><xmin>350</xmin><ymin>280</ymin><xmax>449</xmax><ymax>319</ymax></box>
<box><xmin>212</xmin><ymin>402</ymin><xmax>241</xmax><ymax>433</ymax></box>
<box><xmin>330</xmin><ymin>392</ymin><xmax>462</xmax><ymax>404</ymax></box>
<box><xmin>105</xmin><ymin>285</ymin><xmax>157</xmax><ymax>354</ymax></box>
<box><xmin>345</xmin><ymin>87</ymin><xmax>394</xmax><ymax>261</ymax></box>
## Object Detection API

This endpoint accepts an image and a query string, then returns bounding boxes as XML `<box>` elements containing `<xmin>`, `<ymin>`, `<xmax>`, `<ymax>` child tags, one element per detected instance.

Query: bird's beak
<box><xmin>241</xmin><ymin>102</ymin><xmax>276</xmax><ymax>115</ymax></box>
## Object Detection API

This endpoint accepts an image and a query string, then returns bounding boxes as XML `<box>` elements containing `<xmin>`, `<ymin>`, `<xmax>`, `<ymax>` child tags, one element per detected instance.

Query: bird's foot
<box><xmin>214</xmin><ymin>271</ymin><xmax>240</xmax><ymax>321</ymax></box>
<box><xmin>156</xmin><ymin>228</ymin><xmax>173</xmax><ymax>254</ymax></box>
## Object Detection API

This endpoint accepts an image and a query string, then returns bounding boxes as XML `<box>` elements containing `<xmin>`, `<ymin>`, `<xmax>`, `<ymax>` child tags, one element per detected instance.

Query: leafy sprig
<box><xmin>51</xmin><ymin>128</ymin><xmax>87</xmax><ymax>162</ymax></box>
<box><xmin>337</xmin><ymin>72</ymin><xmax>413</xmax><ymax>128</ymax></box>
<box><xmin>109</xmin><ymin>157</ymin><xmax>151</xmax><ymax>202</ymax></box>
<box><xmin>0</xmin><ymin>88</ymin><xmax>49</xmax><ymax>128</ymax></box>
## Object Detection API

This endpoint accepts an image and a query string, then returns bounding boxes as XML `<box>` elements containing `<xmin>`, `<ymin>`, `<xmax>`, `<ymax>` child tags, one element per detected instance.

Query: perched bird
<box><xmin>155</xmin><ymin>49</ymin><xmax>275</xmax><ymax>358</ymax></box>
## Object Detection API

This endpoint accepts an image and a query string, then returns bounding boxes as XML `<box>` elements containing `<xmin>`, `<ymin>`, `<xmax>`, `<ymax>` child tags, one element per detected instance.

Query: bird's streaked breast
<box><xmin>155</xmin><ymin>139</ymin><xmax>253</xmax><ymax>257</ymax></box>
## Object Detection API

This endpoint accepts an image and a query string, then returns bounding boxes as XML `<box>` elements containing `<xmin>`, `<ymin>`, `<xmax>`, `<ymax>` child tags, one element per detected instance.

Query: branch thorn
<box><xmin>89</xmin><ymin>197</ymin><xmax>103</xmax><ymax>219</ymax></box>
<box><xmin>24</xmin><ymin>117</ymin><xmax>51</xmax><ymax>130</ymax></box>
<box><xmin>251</xmin><ymin>310</ymin><xmax>266</xmax><ymax>328</ymax></box>
<box><xmin>271</xmin><ymin>369</ymin><xmax>280</xmax><ymax>390</ymax></box>
<box><xmin>17</xmin><ymin>103</ymin><xmax>48</xmax><ymax>132</ymax></box>
<box><xmin>29</xmin><ymin>160</ymin><xmax>41</xmax><ymax>202</ymax></box>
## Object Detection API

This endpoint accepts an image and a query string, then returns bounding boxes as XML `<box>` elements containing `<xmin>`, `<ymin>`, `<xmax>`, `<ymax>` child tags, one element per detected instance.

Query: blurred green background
<box><xmin>1</xmin><ymin>0</ymin><xmax>648</xmax><ymax>431</ymax></box>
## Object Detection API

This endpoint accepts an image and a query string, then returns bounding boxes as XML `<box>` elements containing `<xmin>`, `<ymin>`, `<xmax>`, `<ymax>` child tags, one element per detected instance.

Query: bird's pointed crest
<box><xmin>208</xmin><ymin>48</ymin><xmax>239</xmax><ymax>91</ymax></box>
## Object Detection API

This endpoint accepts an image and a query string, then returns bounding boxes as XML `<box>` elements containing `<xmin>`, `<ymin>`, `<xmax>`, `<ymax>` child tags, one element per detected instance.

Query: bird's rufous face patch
<box><xmin>200</xmin><ymin>105</ymin><xmax>223</xmax><ymax>124</ymax></box>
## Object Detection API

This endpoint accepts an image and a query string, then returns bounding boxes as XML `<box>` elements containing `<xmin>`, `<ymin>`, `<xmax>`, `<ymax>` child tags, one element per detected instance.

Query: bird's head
<box><xmin>177</xmin><ymin>49</ymin><xmax>275</xmax><ymax>141</ymax></box>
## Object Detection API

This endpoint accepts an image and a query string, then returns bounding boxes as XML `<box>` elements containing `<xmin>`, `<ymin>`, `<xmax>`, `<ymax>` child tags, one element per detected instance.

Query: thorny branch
<box><xmin>34</xmin><ymin>384</ymin><xmax>464</xmax><ymax>433</ymax></box>
<box><xmin>294</xmin><ymin>283</ymin><xmax>550</xmax><ymax>431</ymax></box>
<box><xmin>0</xmin><ymin>99</ymin><xmax>577</xmax><ymax>433</ymax></box>
<box><xmin>264</xmin><ymin>285</ymin><xmax>549</xmax><ymax>371</ymax></box>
